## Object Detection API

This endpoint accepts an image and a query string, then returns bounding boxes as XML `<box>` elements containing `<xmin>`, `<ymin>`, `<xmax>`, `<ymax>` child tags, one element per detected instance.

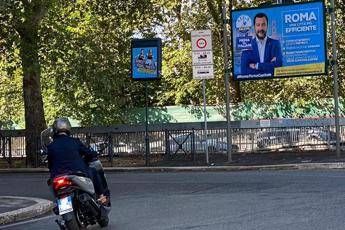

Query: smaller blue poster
<box><xmin>131</xmin><ymin>39</ymin><xmax>162</xmax><ymax>80</ymax></box>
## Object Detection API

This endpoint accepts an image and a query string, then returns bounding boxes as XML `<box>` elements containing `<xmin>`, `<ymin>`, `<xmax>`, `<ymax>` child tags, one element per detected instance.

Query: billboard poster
<box><xmin>231</xmin><ymin>1</ymin><xmax>326</xmax><ymax>81</ymax></box>
<box><xmin>131</xmin><ymin>39</ymin><xmax>162</xmax><ymax>80</ymax></box>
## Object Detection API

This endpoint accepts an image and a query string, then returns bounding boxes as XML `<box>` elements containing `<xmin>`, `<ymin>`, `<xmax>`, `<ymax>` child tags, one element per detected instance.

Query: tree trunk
<box><xmin>19</xmin><ymin>25</ymin><xmax>46</xmax><ymax>167</ymax></box>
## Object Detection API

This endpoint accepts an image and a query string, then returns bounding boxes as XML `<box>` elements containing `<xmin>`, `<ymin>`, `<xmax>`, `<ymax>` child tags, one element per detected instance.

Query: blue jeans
<box><xmin>88</xmin><ymin>167</ymin><xmax>106</xmax><ymax>196</ymax></box>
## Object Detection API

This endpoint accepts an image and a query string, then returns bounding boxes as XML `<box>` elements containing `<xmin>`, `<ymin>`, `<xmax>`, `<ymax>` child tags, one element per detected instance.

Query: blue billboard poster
<box><xmin>231</xmin><ymin>1</ymin><xmax>326</xmax><ymax>81</ymax></box>
<box><xmin>131</xmin><ymin>39</ymin><xmax>162</xmax><ymax>80</ymax></box>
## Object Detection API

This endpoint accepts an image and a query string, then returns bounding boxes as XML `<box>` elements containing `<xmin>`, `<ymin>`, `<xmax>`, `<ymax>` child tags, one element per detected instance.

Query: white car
<box><xmin>168</xmin><ymin>134</ymin><xmax>238</xmax><ymax>154</ymax></box>
<box><xmin>90</xmin><ymin>141</ymin><xmax>144</xmax><ymax>156</ymax></box>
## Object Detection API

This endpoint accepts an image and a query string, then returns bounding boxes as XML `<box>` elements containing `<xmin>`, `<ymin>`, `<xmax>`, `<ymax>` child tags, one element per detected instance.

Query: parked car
<box><xmin>304</xmin><ymin>128</ymin><xmax>345</xmax><ymax>150</ymax></box>
<box><xmin>256</xmin><ymin>129</ymin><xmax>300</xmax><ymax>149</ymax></box>
<box><xmin>89</xmin><ymin>141</ymin><xmax>112</xmax><ymax>156</ymax></box>
<box><xmin>89</xmin><ymin>139</ymin><xmax>146</xmax><ymax>155</ymax></box>
<box><xmin>307</xmin><ymin>128</ymin><xmax>336</xmax><ymax>143</ymax></box>
<box><xmin>113</xmin><ymin>142</ymin><xmax>142</xmax><ymax>154</ymax></box>
<box><xmin>168</xmin><ymin>134</ymin><xmax>238</xmax><ymax>154</ymax></box>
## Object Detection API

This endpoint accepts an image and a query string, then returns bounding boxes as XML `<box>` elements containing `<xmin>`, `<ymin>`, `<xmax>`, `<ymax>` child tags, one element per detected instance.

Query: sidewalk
<box><xmin>0</xmin><ymin>196</ymin><xmax>53</xmax><ymax>226</ymax></box>
<box><xmin>1</xmin><ymin>151</ymin><xmax>345</xmax><ymax>225</ymax></box>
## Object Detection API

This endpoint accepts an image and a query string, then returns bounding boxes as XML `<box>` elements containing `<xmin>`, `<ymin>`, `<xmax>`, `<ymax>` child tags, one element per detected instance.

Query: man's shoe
<box><xmin>97</xmin><ymin>194</ymin><xmax>108</xmax><ymax>205</ymax></box>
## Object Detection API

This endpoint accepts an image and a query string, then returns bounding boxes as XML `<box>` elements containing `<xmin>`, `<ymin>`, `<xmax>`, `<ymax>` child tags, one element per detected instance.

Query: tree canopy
<box><xmin>0</xmin><ymin>0</ymin><xmax>344</xmax><ymax>129</ymax></box>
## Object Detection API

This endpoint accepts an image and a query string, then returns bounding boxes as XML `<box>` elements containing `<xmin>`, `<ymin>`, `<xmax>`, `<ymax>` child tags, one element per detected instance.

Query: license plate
<box><xmin>57</xmin><ymin>196</ymin><xmax>73</xmax><ymax>215</ymax></box>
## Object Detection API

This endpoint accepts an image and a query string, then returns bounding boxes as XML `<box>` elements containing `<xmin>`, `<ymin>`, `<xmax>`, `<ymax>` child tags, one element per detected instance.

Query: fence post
<box><xmin>1</xmin><ymin>135</ymin><xmax>4</xmax><ymax>160</ymax></box>
<box><xmin>8</xmin><ymin>137</ymin><xmax>12</xmax><ymax>167</ymax></box>
<box><xmin>251</xmin><ymin>130</ymin><xmax>255</xmax><ymax>153</ymax></box>
<box><xmin>165</xmin><ymin>129</ymin><xmax>170</xmax><ymax>156</ymax></box>
<box><xmin>191</xmin><ymin>129</ymin><xmax>195</xmax><ymax>162</ymax></box>
<box><xmin>35</xmin><ymin>136</ymin><xmax>41</xmax><ymax>168</ymax></box>
<box><xmin>86</xmin><ymin>133</ymin><xmax>91</xmax><ymax>146</ymax></box>
<box><xmin>327</xmin><ymin>126</ymin><xmax>331</xmax><ymax>149</ymax></box>
<box><xmin>108</xmin><ymin>133</ymin><xmax>114</xmax><ymax>167</ymax></box>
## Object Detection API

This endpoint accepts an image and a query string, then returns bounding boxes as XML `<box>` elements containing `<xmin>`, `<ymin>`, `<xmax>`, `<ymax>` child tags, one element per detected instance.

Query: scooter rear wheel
<box><xmin>97</xmin><ymin>216</ymin><xmax>109</xmax><ymax>227</ymax></box>
<box><xmin>63</xmin><ymin>213</ymin><xmax>80</xmax><ymax>230</ymax></box>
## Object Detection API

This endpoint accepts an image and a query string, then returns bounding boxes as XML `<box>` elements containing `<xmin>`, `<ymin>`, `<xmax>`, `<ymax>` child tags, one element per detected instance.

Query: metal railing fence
<box><xmin>1</xmin><ymin>119</ymin><xmax>344</xmax><ymax>167</ymax></box>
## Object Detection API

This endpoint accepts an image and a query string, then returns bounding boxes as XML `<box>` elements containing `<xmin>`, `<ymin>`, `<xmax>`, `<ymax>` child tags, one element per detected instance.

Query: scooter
<box><xmin>40</xmin><ymin>128</ymin><xmax>111</xmax><ymax>230</ymax></box>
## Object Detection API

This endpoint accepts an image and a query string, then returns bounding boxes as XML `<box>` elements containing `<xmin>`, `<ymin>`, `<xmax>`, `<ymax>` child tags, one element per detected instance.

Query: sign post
<box><xmin>191</xmin><ymin>30</ymin><xmax>214</xmax><ymax>165</ymax></box>
<box><xmin>329</xmin><ymin>0</ymin><xmax>341</xmax><ymax>157</ymax></box>
<box><xmin>131</xmin><ymin>39</ymin><xmax>162</xmax><ymax>166</ymax></box>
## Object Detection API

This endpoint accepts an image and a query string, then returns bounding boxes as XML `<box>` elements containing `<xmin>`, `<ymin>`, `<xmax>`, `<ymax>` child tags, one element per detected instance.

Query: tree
<box><xmin>152</xmin><ymin>0</ymin><xmax>242</xmax><ymax>108</ymax></box>
<box><xmin>39</xmin><ymin>0</ymin><xmax>164</xmax><ymax>126</ymax></box>
<box><xmin>0</xmin><ymin>0</ymin><xmax>49</xmax><ymax>166</ymax></box>
<box><xmin>1</xmin><ymin>0</ymin><xmax>345</xmax><ymax>145</ymax></box>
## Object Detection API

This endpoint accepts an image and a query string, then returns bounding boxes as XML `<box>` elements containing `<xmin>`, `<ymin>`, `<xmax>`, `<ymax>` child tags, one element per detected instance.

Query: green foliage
<box><xmin>0</xmin><ymin>1</ymin><xmax>23</xmax><ymax>128</ymax></box>
<box><xmin>39</xmin><ymin>0</ymin><xmax>164</xmax><ymax>126</ymax></box>
<box><xmin>1</xmin><ymin>0</ymin><xmax>345</xmax><ymax>130</ymax></box>
<box><xmin>156</xmin><ymin>0</ymin><xmax>232</xmax><ymax>106</ymax></box>
<box><xmin>0</xmin><ymin>49</ymin><xmax>24</xmax><ymax>128</ymax></box>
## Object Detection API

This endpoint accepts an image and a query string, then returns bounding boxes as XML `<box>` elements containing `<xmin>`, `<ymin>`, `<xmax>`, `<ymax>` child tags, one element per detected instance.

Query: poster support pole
<box><xmin>222</xmin><ymin>1</ymin><xmax>232</xmax><ymax>162</ymax></box>
<box><xmin>131</xmin><ymin>39</ymin><xmax>162</xmax><ymax>166</ymax></box>
<box><xmin>145</xmin><ymin>81</ymin><xmax>150</xmax><ymax>166</ymax></box>
<box><xmin>329</xmin><ymin>0</ymin><xmax>341</xmax><ymax>157</ymax></box>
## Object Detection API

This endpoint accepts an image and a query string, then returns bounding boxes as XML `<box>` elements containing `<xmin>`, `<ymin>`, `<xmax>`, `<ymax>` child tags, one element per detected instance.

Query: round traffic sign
<box><xmin>196</xmin><ymin>38</ymin><xmax>207</xmax><ymax>49</ymax></box>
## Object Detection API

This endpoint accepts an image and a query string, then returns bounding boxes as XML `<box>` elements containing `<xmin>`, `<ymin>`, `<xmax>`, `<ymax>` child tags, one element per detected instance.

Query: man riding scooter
<box><xmin>47</xmin><ymin>117</ymin><xmax>110</xmax><ymax>205</ymax></box>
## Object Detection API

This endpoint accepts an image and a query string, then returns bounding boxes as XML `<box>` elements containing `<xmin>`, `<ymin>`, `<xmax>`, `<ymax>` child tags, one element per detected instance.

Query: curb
<box><xmin>103</xmin><ymin>162</ymin><xmax>345</xmax><ymax>172</ymax></box>
<box><xmin>0</xmin><ymin>196</ymin><xmax>54</xmax><ymax>226</ymax></box>
<box><xmin>0</xmin><ymin>168</ymin><xmax>49</xmax><ymax>174</ymax></box>
<box><xmin>0</xmin><ymin>162</ymin><xmax>345</xmax><ymax>174</ymax></box>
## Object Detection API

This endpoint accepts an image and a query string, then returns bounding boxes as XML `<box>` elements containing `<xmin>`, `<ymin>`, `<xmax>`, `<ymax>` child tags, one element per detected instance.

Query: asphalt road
<box><xmin>1</xmin><ymin>170</ymin><xmax>345</xmax><ymax>230</ymax></box>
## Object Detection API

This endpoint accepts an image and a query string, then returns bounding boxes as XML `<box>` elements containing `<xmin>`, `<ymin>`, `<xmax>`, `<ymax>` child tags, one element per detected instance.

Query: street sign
<box><xmin>191</xmin><ymin>30</ymin><xmax>214</xmax><ymax>79</ymax></box>
<box><xmin>192</xmin><ymin>51</ymin><xmax>214</xmax><ymax>65</ymax></box>
<box><xmin>191</xmin><ymin>30</ymin><xmax>213</xmax><ymax>51</ymax></box>
<box><xmin>192</xmin><ymin>65</ymin><xmax>214</xmax><ymax>80</ymax></box>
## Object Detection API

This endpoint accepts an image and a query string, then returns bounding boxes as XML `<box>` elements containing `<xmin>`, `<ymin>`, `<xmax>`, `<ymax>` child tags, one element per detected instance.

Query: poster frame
<box><xmin>131</xmin><ymin>38</ymin><xmax>162</xmax><ymax>81</ymax></box>
<box><xmin>230</xmin><ymin>0</ymin><xmax>328</xmax><ymax>81</ymax></box>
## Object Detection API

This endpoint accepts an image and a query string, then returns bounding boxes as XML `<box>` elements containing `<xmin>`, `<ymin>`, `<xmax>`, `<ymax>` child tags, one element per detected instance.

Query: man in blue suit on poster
<box><xmin>240</xmin><ymin>13</ymin><xmax>282</xmax><ymax>76</ymax></box>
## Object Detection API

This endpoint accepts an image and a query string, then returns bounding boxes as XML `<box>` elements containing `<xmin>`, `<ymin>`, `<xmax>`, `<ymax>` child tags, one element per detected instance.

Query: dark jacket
<box><xmin>240</xmin><ymin>37</ymin><xmax>283</xmax><ymax>76</ymax></box>
<box><xmin>47</xmin><ymin>134</ymin><xmax>97</xmax><ymax>178</ymax></box>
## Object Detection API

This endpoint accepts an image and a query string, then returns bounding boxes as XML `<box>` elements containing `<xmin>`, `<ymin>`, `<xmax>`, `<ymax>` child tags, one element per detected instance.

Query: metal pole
<box><xmin>202</xmin><ymin>80</ymin><xmax>209</xmax><ymax>165</ymax></box>
<box><xmin>222</xmin><ymin>1</ymin><xmax>232</xmax><ymax>162</ymax></box>
<box><xmin>108</xmin><ymin>133</ymin><xmax>114</xmax><ymax>167</ymax></box>
<box><xmin>330</xmin><ymin>0</ymin><xmax>341</xmax><ymax>157</ymax></box>
<box><xmin>145</xmin><ymin>81</ymin><xmax>150</xmax><ymax>166</ymax></box>
<box><xmin>8</xmin><ymin>137</ymin><xmax>12</xmax><ymax>168</ymax></box>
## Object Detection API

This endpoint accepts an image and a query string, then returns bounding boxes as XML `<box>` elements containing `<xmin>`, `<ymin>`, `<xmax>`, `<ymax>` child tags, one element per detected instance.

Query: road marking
<box><xmin>0</xmin><ymin>214</ymin><xmax>55</xmax><ymax>229</ymax></box>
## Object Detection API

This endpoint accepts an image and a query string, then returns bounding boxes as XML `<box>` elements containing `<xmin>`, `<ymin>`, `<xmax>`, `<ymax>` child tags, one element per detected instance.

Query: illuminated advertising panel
<box><xmin>131</xmin><ymin>39</ymin><xmax>162</xmax><ymax>80</ymax></box>
<box><xmin>231</xmin><ymin>1</ymin><xmax>326</xmax><ymax>80</ymax></box>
